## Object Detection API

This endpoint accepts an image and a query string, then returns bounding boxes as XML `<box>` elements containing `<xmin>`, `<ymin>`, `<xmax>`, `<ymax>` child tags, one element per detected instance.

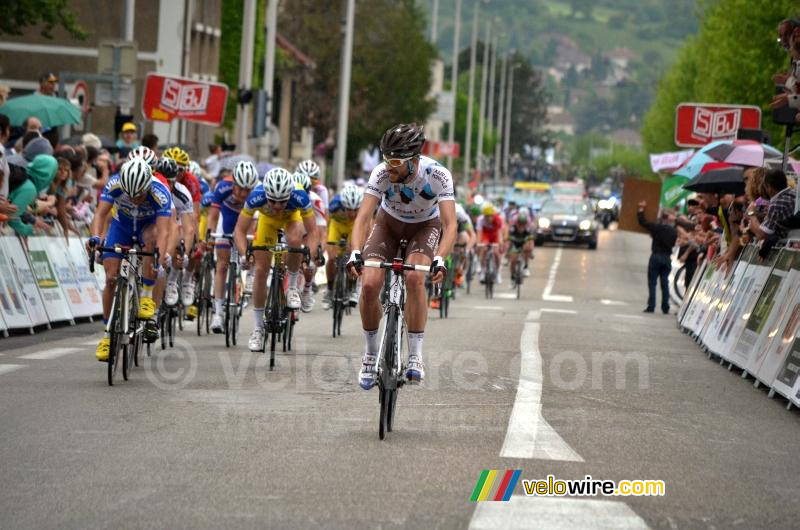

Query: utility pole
<box><xmin>334</xmin><ymin>0</ymin><xmax>356</xmax><ymax>188</ymax></box>
<box><xmin>447</xmin><ymin>0</ymin><xmax>461</xmax><ymax>172</ymax></box>
<box><xmin>235</xmin><ymin>0</ymin><xmax>257</xmax><ymax>155</ymax></box>
<box><xmin>486</xmin><ymin>33</ymin><xmax>497</xmax><ymax>177</ymax></box>
<box><xmin>503</xmin><ymin>64</ymin><xmax>517</xmax><ymax>179</ymax></box>
<box><xmin>463</xmin><ymin>1</ymin><xmax>479</xmax><ymax>181</ymax></box>
<box><xmin>476</xmin><ymin>20</ymin><xmax>491</xmax><ymax>176</ymax></box>
<box><xmin>262</xmin><ymin>0</ymin><xmax>279</xmax><ymax>162</ymax></box>
<box><xmin>494</xmin><ymin>53</ymin><xmax>507</xmax><ymax>181</ymax></box>
<box><xmin>431</xmin><ymin>0</ymin><xmax>440</xmax><ymax>43</ymax></box>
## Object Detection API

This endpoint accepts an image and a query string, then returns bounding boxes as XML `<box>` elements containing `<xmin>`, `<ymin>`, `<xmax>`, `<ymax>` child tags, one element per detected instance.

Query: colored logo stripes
<box><xmin>470</xmin><ymin>470</ymin><xmax>522</xmax><ymax>501</ymax></box>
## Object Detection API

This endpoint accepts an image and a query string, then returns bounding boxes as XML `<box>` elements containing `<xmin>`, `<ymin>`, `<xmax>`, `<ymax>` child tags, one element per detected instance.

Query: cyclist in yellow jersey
<box><xmin>323</xmin><ymin>184</ymin><xmax>363</xmax><ymax>309</ymax></box>
<box><xmin>234</xmin><ymin>167</ymin><xmax>319</xmax><ymax>351</ymax></box>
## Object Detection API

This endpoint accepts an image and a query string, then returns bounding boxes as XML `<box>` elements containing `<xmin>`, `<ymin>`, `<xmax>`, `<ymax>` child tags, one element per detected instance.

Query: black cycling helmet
<box><xmin>380</xmin><ymin>123</ymin><xmax>425</xmax><ymax>159</ymax></box>
<box><xmin>156</xmin><ymin>156</ymin><xmax>179</xmax><ymax>180</ymax></box>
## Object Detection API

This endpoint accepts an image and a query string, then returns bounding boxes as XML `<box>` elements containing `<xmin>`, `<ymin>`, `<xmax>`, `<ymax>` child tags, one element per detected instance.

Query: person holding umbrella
<box><xmin>746</xmin><ymin>169</ymin><xmax>797</xmax><ymax>242</ymax></box>
<box><xmin>637</xmin><ymin>200</ymin><xmax>677</xmax><ymax>314</ymax></box>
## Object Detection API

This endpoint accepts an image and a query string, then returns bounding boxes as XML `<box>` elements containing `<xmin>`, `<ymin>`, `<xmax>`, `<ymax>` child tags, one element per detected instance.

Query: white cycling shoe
<box><xmin>358</xmin><ymin>353</ymin><xmax>377</xmax><ymax>390</ymax></box>
<box><xmin>300</xmin><ymin>291</ymin><xmax>314</xmax><ymax>313</ymax></box>
<box><xmin>181</xmin><ymin>279</ymin><xmax>195</xmax><ymax>306</ymax></box>
<box><xmin>286</xmin><ymin>287</ymin><xmax>302</xmax><ymax>310</ymax></box>
<box><xmin>406</xmin><ymin>353</ymin><xmax>425</xmax><ymax>382</ymax></box>
<box><xmin>248</xmin><ymin>327</ymin><xmax>265</xmax><ymax>351</ymax></box>
<box><xmin>165</xmin><ymin>282</ymin><xmax>180</xmax><ymax>306</ymax></box>
<box><xmin>210</xmin><ymin>313</ymin><xmax>224</xmax><ymax>334</ymax></box>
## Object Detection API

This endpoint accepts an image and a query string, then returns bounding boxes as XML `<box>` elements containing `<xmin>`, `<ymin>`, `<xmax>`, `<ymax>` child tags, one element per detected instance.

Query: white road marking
<box><xmin>20</xmin><ymin>348</ymin><xmax>82</xmax><ymax>360</ymax></box>
<box><xmin>470</xmin><ymin>496</ymin><xmax>649</xmax><ymax>530</ymax></box>
<box><xmin>467</xmin><ymin>305</ymin><xmax>504</xmax><ymax>311</ymax></box>
<box><xmin>540</xmin><ymin>308</ymin><xmax>578</xmax><ymax>315</ymax></box>
<box><xmin>612</xmin><ymin>314</ymin><xmax>647</xmax><ymax>321</ymax></box>
<box><xmin>80</xmin><ymin>339</ymin><xmax>102</xmax><ymax>346</ymax></box>
<box><xmin>542</xmin><ymin>248</ymin><xmax>573</xmax><ymax>302</ymax></box>
<box><xmin>500</xmin><ymin>310</ymin><xmax>583</xmax><ymax>462</ymax></box>
<box><xmin>494</xmin><ymin>293</ymin><xmax>518</xmax><ymax>300</ymax></box>
<box><xmin>601</xmin><ymin>299</ymin><xmax>628</xmax><ymax>306</ymax></box>
<box><xmin>0</xmin><ymin>364</ymin><xmax>25</xmax><ymax>376</ymax></box>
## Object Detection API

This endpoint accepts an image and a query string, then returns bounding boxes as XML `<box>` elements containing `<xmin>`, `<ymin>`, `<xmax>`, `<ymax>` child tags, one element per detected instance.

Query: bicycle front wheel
<box><xmin>108</xmin><ymin>285</ymin><xmax>125</xmax><ymax>386</ymax></box>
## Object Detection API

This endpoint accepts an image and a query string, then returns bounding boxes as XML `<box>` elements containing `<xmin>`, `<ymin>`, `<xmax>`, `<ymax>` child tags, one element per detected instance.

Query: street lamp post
<box><xmin>494</xmin><ymin>53</ymin><xmax>507</xmax><ymax>181</ymax></box>
<box><xmin>235</xmin><ymin>0</ymin><xmax>257</xmax><ymax>155</ymax></box>
<box><xmin>262</xmin><ymin>0</ymin><xmax>278</xmax><ymax>163</ymax></box>
<box><xmin>486</xmin><ymin>32</ymin><xmax>497</xmax><ymax>177</ymax></box>
<box><xmin>463</xmin><ymin>1</ymin><xmax>479</xmax><ymax>182</ymax></box>
<box><xmin>503</xmin><ymin>63</ymin><xmax>518</xmax><ymax>179</ymax></box>
<box><xmin>334</xmin><ymin>0</ymin><xmax>356</xmax><ymax>188</ymax></box>
<box><xmin>447</xmin><ymin>0</ymin><xmax>461</xmax><ymax>172</ymax></box>
<box><xmin>476</xmin><ymin>20</ymin><xmax>491</xmax><ymax>176</ymax></box>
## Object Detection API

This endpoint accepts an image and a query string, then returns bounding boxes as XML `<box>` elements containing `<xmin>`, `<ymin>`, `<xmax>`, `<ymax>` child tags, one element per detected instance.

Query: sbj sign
<box><xmin>142</xmin><ymin>73</ymin><xmax>228</xmax><ymax>126</ymax></box>
<box><xmin>675</xmin><ymin>103</ymin><xmax>761</xmax><ymax>148</ymax></box>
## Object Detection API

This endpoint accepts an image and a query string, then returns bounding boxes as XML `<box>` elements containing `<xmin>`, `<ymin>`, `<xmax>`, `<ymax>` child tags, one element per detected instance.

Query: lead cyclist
<box><xmin>347</xmin><ymin>123</ymin><xmax>457</xmax><ymax>389</ymax></box>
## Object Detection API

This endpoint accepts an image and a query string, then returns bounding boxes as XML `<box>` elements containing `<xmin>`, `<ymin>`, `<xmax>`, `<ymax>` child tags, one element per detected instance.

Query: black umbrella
<box><xmin>682</xmin><ymin>166</ymin><xmax>745</xmax><ymax>195</ymax></box>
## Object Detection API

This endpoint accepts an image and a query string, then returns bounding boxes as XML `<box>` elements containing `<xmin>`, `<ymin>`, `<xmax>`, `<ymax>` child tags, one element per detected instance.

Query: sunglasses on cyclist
<box><xmin>383</xmin><ymin>155</ymin><xmax>414</xmax><ymax>168</ymax></box>
<box><xmin>268</xmin><ymin>198</ymin><xmax>289</xmax><ymax>205</ymax></box>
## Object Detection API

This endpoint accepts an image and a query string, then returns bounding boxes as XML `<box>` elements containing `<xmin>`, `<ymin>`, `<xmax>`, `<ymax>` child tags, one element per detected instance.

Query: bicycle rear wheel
<box><xmin>159</xmin><ymin>308</ymin><xmax>167</xmax><ymax>350</ymax></box>
<box><xmin>123</xmin><ymin>291</ymin><xmax>136</xmax><ymax>381</ymax></box>
<box><xmin>195</xmin><ymin>267</ymin><xmax>205</xmax><ymax>336</ymax></box>
<box><xmin>108</xmin><ymin>286</ymin><xmax>125</xmax><ymax>386</ymax></box>
<box><xmin>169</xmin><ymin>308</ymin><xmax>176</xmax><ymax>348</ymax></box>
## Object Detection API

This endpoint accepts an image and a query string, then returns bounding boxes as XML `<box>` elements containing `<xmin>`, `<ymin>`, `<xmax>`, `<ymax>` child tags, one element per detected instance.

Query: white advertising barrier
<box><xmin>718</xmin><ymin>249</ymin><xmax>779</xmax><ymax>366</ymax></box>
<box><xmin>752</xmin><ymin>255</ymin><xmax>800</xmax><ymax>386</ymax></box>
<box><xmin>738</xmin><ymin>250</ymin><xmax>800</xmax><ymax>376</ymax></box>
<box><xmin>1</xmin><ymin>236</ymin><xmax>49</xmax><ymax>329</ymax></box>
<box><xmin>683</xmin><ymin>263</ymin><xmax>725</xmax><ymax>336</ymax></box>
<box><xmin>695</xmin><ymin>259</ymin><xmax>736</xmax><ymax>349</ymax></box>
<box><xmin>43</xmin><ymin>236</ymin><xmax>101</xmax><ymax>319</ymax></box>
<box><xmin>0</xmin><ymin>309</ymin><xmax>5</xmax><ymax>337</ymax></box>
<box><xmin>700</xmin><ymin>249</ymin><xmax>752</xmax><ymax>355</ymax></box>
<box><xmin>67</xmin><ymin>237</ymin><xmax>103</xmax><ymax>317</ymax></box>
<box><xmin>678</xmin><ymin>259</ymin><xmax>707</xmax><ymax>324</ymax></box>
<box><xmin>0</xmin><ymin>238</ymin><xmax>31</xmax><ymax>331</ymax></box>
<box><xmin>769</xmin><ymin>308</ymin><xmax>800</xmax><ymax>406</ymax></box>
<box><xmin>26</xmin><ymin>237</ymin><xmax>75</xmax><ymax>324</ymax></box>
<box><xmin>679</xmin><ymin>261</ymin><xmax>713</xmax><ymax>332</ymax></box>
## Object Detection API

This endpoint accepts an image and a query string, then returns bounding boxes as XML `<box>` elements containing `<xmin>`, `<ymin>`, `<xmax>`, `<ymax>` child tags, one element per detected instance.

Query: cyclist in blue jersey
<box><xmin>206</xmin><ymin>160</ymin><xmax>260</xmax><ymax>334</ymax></box>
<box><xmin>87</xmin><ymin>158</ymin><xmax>172</xmax><ymax>361</ymax></box>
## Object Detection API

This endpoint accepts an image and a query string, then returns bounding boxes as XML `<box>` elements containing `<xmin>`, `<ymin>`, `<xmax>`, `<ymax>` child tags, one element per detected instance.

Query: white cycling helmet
<box><xmin>296</xmin><ymin>159</ymin><xmax>320</xmax><ymax>179</ymax></box>
<box><xmin>119</xmin><ymin>157</ymin><xmax>153</xmax><ymax>197</ymax></box>
<box><xmin>341</xmin><ymin>184</ymin><xmax>363</xmax><ymax>210</ymax></box>
<box><xmin>233</xmin><ymin>160</ymin><xmax>259</xmax><ymax>189</ymax></box>
<box><xmin>188</xmin><ymin>160</ymin><xmax>202</xmax><ymax>176</ymax></box>
<box><xmin>127</xmin><ymin>146</ymin><xmax>157</xmax><ymax>167</ymax></box>
<box><xmin>292</xmin><ymin>171</ymin><xmax>311</xmax><ymax>192</ymax></box>
<box><xmin>264</xmin><ymin>167</ymin><xmax>294</xmax><ymax>201</ymax></box>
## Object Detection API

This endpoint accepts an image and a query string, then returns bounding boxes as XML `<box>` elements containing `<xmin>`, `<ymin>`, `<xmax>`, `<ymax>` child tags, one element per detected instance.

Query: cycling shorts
<box><xmin>480</xmin><ymin>230</ymin><xmax>501</xmax><ymax>245</ymax></box>
<box><xmin>327</xmin><ymin>219</ymin><xmax>354</xmax><ymax>245</ymax></box>
<box><xmin>103</xmin><ymin>217</ymin><xmax>154</xmax><ymax>259</ymax></box>
<box><xmin>254</xmin><ymin>210</ymin><xmax>303</xmax><ymax>247</ymax></box>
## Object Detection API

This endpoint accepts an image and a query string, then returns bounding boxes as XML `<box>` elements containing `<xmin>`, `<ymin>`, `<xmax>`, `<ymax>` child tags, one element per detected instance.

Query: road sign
<box><xmin>96</xmin><ymin>81</ymin><xmax>134</xmax><ymax>108</ymax></box>
<box><xmin>141</xmin><ymin>73</ymin><xmax>228</xmax><ymax>126</ymax></box>
<box><xmin>432</xmin><ymin>91</ymin><xmax>454</xmax><ymax>122</ymax></box>
<box><xmin>70</xmin><ymin>81</ymin><xmax>90</xmax><ymax>113</ymax></box>
<box><xmin>97</xmin><ymin>40</ymin><xmax>138</xmax><ymax>78</ymax></box>
<box><xmin>675</xmin><ymin>103</ymin><xmax>762</xmax><ymax>148</ymax></box>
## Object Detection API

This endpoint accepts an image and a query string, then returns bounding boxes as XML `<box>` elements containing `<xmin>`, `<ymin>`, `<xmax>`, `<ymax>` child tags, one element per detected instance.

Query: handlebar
<box><xmin>364</xmin><ymin>261</ymin><xmax>431</xmax><ymax>274</ymax></box>
<box><xmin>88</xmin><ymin>242</ymin><xmax>159</xmax><ymax>273</ymax></box>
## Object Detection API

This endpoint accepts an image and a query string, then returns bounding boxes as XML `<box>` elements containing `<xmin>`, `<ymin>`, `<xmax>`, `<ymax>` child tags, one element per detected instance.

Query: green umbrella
<box><xmin>0</xmin><ymin>94</ymin><xmax>81</xmax><ymax>128</ymax></box>
<box><xmin>660</xmin><ymin>175</ymin><xmax>691</xmax><ymax>208</ymax></box>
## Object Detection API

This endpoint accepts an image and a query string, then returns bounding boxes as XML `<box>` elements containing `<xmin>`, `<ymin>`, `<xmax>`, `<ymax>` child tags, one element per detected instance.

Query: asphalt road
<box><xmin>1</xmin><ymin>228</ymin><xmax>799</xmax><ymax>529</ymax></box>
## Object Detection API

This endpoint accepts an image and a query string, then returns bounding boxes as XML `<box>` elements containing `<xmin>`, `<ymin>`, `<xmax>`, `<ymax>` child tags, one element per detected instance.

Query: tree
<box><xmin>643</xmin><ymin>0</ymin><xmax>798</xmax><ymax>154</ymax></box>
<box><xmin>506</xmin><ymin>52</ymin><xmax>549</xmax><ymax>155</ymax></box>
<box><xmin>279</xmin><ymin>0</ymin><xmax>437</xmax><ymax>161</ymax></box>
<box><xmin>0</xmin><ymin>1</ymin><xmax>87</xmax><ymax>40</ymax></box>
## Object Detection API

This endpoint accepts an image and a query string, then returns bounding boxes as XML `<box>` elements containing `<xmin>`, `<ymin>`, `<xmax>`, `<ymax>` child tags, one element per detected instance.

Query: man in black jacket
<box><xmin>638</xmin><ymin>201</ymin><xmax>678</xmax><ymax>314</ymax></box>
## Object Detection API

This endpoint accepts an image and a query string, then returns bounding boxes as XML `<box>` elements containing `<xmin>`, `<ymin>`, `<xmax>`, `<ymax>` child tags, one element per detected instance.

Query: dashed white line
<box><xmin>20</xmin><ymin>347</ymin><xmax>82</xmax><ymax>360</ymax></box>
<box><xmin>540</xmin><ymin>308</ymin><xmax>578</xmax><ymax>315</ymax></box>
<box><xmin>467</xmin><ymin>305</ymin><xmax>504</xmax><ymax>311</ymax></box>
<box><xmin>0</xmin><ymin>364</ymin><xmax>26</xmax><ymax>376</ymax></box>
<box><xmin>470</xmin><ymin>496</ymin><xmax>649</xmax><ymax>530</ymax></box>
<box><xmin>612</xmin><ymin>314</ymin><xmax>647</xmax><ymax>321</ymax></box>
<box><xmin>542</xmin><ymin>248</ymin><xmax>573</xmax><ymax>302</ymax></box>
<box><xmin>601</xmin><ymin>299</ymin><xmax>628</xmax><ymax>306</ymax></box>
<box><xmin>500</xmin><ymin>310</ymin><xmax>583</xmax><ymax>461</ymax></box>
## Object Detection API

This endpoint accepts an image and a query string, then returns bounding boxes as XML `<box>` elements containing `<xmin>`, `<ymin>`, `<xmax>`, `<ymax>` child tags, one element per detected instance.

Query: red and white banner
<box><xmin>674</xmin><ymin>103</ymin><xmax>761</xmax><ymax>148</ymax></box>
<box><xmin>422</xmin><ymin>141</ymin><xmax>461</xmax><ymax>159</ymax></box>
<box><xmin>142</xmin><ymin>73</ymin><xmax>228</xmax><ymax>126</ymax></box>
<box><xmin>649</xmin><ymin>149</ymin><xmax>695</xmax><ymax>173</ymax></box>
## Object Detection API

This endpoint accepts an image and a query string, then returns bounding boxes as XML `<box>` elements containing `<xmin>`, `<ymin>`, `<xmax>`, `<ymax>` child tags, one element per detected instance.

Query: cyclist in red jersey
<box><xmin>477</xmin><ymin>203</ymin><xmax>505</xmax><ymax>284</ymax></box>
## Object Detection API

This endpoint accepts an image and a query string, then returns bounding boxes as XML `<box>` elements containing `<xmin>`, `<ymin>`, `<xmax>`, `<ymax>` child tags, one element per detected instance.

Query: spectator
<box><xmin>6</xmin><ymin>154</ymin><xmax>57</xmax><ymax>237</ymax></box>
<box><xmin>116</xmin><ymin>122</ymin><xmax>140</xmax><ymax>150</ymax></box>
<box><xmin>748</xmin><ymin>169</ymin><xmax>797</xmax><ymax>241</ymax></box>
<box><xmin>141</xmin><ymin>133</ymin><xmax>159</xmax><ymax>153</ymax></box>
<box><xmin>81</xmin><ymin>133</ymin><xmax>102</xmax><ymax>151</ymax></box>
<box><xmin>0</xmin><ymin>113</ymin><xmax>10</xmax><ymax>198</ymax></box>
<box><xmin>23</xmin><ymin>116</ymin><xmax>43</xmax><ymax>133</ymax></box>
<box><xmin>638</xmin><ymin>200</ymin><xmax>677</xmax><ymax>314</ymax></box>
<box><xmin>35</xmin><ymin>73</ymin><xmax>58</xmax><ymax>96</ymax></box>
<box><xmin>0</xmin><ymin>85</ymin><xmax>9</xmax><ymax>106</ymax></box>
<box><xmin>23</xmin><ymin>136</ymin><xmax>53</xmax><ymax>162</ymax></box>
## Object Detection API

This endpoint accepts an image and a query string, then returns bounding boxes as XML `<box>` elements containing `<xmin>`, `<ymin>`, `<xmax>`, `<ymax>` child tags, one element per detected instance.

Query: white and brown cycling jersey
<box><xmin>365</xmin><ymin>155</ymin><xmax>455</xmax><ymax>223</ymax></box>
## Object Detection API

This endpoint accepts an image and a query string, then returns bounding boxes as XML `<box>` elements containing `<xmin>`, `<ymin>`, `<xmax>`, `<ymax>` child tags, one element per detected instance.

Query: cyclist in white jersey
<box><xmin>348</xmin><ymin>123</ymin><xmax>457</xmax><ymax>389</ymax></box>
<box><xmin>297</xmin><ymin>159</ymin><xmax>328</xmax><ymax>263</ymax></box>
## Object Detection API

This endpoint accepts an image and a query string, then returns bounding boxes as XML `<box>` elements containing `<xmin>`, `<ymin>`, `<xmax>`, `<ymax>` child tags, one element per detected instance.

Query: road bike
<box><xmin>250</xmin><ymin>229</ymin><xmax>307</xmax><ymax>370</ymax></box>
<box><xmin>480</xmin><ymin>243</ymin><xmax>499</xmax><ymax>299</ymax></box>
<box><xmin>89</xmin><ymin>238</ymin><xmax>157</xmax><ymax>386</ymax></box>
<box><xmin>211</xmin><ymin>233</ymin><xmax>248</xmax><ymax>348</ymax></box>
<box><xmin>464</xmin><ymin>249</ymin><xmax>476</xmax><ymax>295</ymax></box>
<box><xmin>331</xmin><ymin>237</ymin><xmax>355</xmax><ymax>337</ymax></box>
<box><xmin>364</xmin><ymin>241</ymin><xmax>431</xmax><ymax>440</ymax></box>
<box><xmin>159</xmin><ymin>240</ymin><xmax>186</xmax><ymax>350</ymax></box>
<box><xmin>195</xmin><ymin>233</ymin><xmax>215</xmax><ymax>336</ymax></box>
